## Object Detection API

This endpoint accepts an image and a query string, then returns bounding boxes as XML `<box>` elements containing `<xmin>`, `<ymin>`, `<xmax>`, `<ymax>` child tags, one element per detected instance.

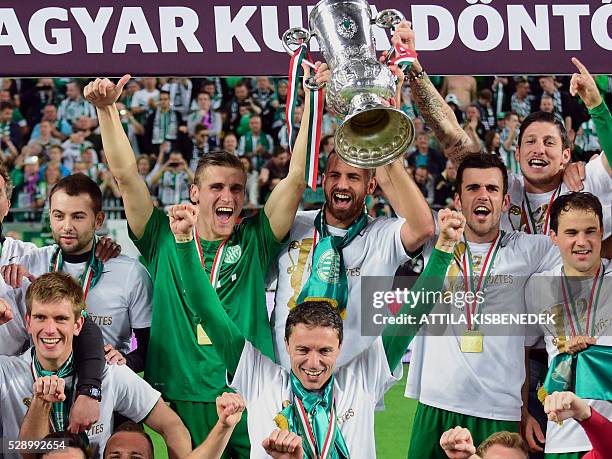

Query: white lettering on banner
<box><xmin>29</xmin><ymin>8</ymin><xmax>72</xmax><ymax>54</ymax></box>
<box><xmin>112</xmin><ymin>7</ymin><xmax>158</xmax><ymax>53</ymax></box>
<box><xmin>552</xmin><ymin>4</ymin><xmax>590</xmax><ymax>50</ymax></box>
<box><xmin>507</xmin><ymin>5</ymin><xmax>550</xmax><ymax>51</ymax></box>
<box><xmin>72</xmin><ymin>7</ymin><xmax>113</xmax><ymax>54</ymax></box>
<box><xmin>458</xmin><ymin>4</ymin><xmax>505</xmax><ymax>51</ymax></box>
<box><xmin>591</xmin><ymin>4</ymin><xmax>612</xmax><ymax>49</ymax></box>
<box><xmin>214</xmin><ymin>5</ymin><xmax>260</xmax><ymax>52</ymax></box>
<box><xmin>159</xmin><ymin>6</ymin><xmax>202</xmax><ymax>52</ymax></box>
<box><xmin>0</xmin><ymin>3</ymin><xmax>610</xmax><ymax>60</ymax></box>
<box><xmin>261</xmin><ymin>6</ymin><xmax>285</xmax><ymax>52</ymax></box>
<box><xmin>411</xmin><ymin>5</ymin><xmax>456</xmax><ymax>51</ymax></box>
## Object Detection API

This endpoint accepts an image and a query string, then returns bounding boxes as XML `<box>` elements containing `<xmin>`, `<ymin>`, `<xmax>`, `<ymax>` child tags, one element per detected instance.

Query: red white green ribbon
<box><xmin>521</xmin><ymin>185</ymin><xmax>561</xmax><ymax>234</ymax></box>
<box><xmin>561</xmin><ymin>264</ymin><xmax>604</xmax><ymax>337</ymax></box>
<box><xmin>296</xmin><ymin>396</ymin><xmax>336</xmax><ymax>459</ymax></box>
<box><xmin>462</xmin><ymin>232</ymin><xmax>503</xmax><ymax>331</ymax></box>
<box><xmin>286</xmin><ymin>44</ymin><xmax>324</xmax><ymax>190</ymax></box>
<box><xmin>193</xmin><ymin>228</ymin><xmax>227</xmax><ymax>290</ymax></box>
<box><xmin>388</xmin><ymin>44</ymin><xmax>418</xmax><ymax>73</ymax></box>
<box><xmin>48</xmin><ymin>239</ymin><xmax>102</xmax><ymax>301</ymax></box>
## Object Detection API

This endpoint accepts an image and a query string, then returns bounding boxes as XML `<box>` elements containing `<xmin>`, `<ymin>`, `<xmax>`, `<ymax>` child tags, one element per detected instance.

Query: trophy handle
<box><xmin>281</xmin><ymin>27</ymin><xmax>316</xmax><ymax>70</ymax></box>
<box><xmin>373</xmin><ymin>9</ymin><xmax>406</xmax><ymax>65</ymax></box>
<box><xmin>281</xmin><ymin>27</ymin><xmax>324</xmax><ymax>90</ymax></box>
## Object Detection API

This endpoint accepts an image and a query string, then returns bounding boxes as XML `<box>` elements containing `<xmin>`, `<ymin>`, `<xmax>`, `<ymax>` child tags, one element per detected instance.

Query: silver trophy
<box><xmin>282</xmin><ymin>0</ymin><xmax>415</xmax><ymax>168</ymax></box>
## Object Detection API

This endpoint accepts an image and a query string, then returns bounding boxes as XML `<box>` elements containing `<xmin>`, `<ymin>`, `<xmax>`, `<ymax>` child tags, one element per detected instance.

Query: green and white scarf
<box><xmin>152</xmin><ymin>109</ymin><xmax>179</xmax><ymax>144</ymax></box>
<box><xmin>31</xmin><ymin>349</ymin><xmax>76</xmax><ymax>432</ymax></box>
<box><xmin>49</xmin><ymin>238</ymin><xmax>103</xmax><ymax>301</ymax></box>
<box><xmin>297</xmin><ymin>208</ymin><xmax>367</xmax><ymax>318</ymax></box>
<box><xmin>243</xmin><ymin>131</ymin><xmax>271</xmax><ymax>156</ymax></box>
<box><xmin>274</xmin><ymin>372</ymin><xmax>349</xmax><ymax>459</ymax></box>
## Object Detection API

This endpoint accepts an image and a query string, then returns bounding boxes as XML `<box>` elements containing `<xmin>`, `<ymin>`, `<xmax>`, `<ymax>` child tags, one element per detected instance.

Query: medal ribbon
<box><xmin>296</xmin><ymin>396</ymin><xmax>336</xmax><ymax>459</ymax></box>
<box><xmin>193</xmin><ymin>228</ymin><xmax>227</xmax><ymax>290</ymax></box>
<box><xmin>461</xmin><ymin>232</ymin><xmax>503</xmax><ymax>331</ymax></box>
<box><xmin>286</xmin><ymin>44</ymin><xmax>324</xmax><ymax>190</ymax></box>
<box><xmin>521</xmin><ymin>185</ymin><xmax>561</xmax><ymax>234</ymax></box>
<box><xmin>48</xmin><ymin>238</ymin><xmax>102</xmax><ymax>301</ymax></box>
<box><xmin>560</xmin><ymin>264</ymin><xmax>604</xmax><ymax>337</ymax></box>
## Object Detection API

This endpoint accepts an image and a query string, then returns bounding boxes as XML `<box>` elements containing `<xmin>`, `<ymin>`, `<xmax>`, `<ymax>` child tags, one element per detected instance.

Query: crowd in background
<box><xmin>1</xmin><ymin>73</ymin><xmax>610</xmax><ymax>223</ymax></box>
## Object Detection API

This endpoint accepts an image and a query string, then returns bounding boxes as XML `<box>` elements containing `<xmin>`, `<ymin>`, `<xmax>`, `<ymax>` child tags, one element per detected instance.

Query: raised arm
<box><xmin>392</xmin><ymin>22</ymin><xmax>480</xmax><ymax>162</ymax></box>
<box><xmin>570</xmin><ymin>57</ymin><xmax>612</xmax><ymax>176</ymax></box>
<box><xmin>84</xmin><ymin>76</ymin><xmax>154</xmax><ymax>238</ymax></box>
<box><xmin>169</xmin><ymin>204</ymin><xmax>245</xmax><ymax>374</ymax></box>
<box><xmin>263</xmin><ymin>64</ymin><xmax>329</xmax><ymax>240</ymax></box>
<box><xmin>375</xmin><ymin>158</ymin><xmax>435</xmax><ymax>252</ymax></box>
<box><xmin>382</xmin><ymin>209</ymin><xmax>465</xmax><ymax>369</ymax></box>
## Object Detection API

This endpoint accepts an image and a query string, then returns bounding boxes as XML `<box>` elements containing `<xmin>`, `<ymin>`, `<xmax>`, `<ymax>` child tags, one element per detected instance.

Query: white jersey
<box><xmin>525</xmin><ymin>260</ymin><xmax>612</xmax><ymax>454</ymax></box>
<box><xmin>405</xmin><ymin>226</ymin><xmax>561</xmax><ymax>421</ymax></box>
<box><xmin>0</xmin><ymin>238</ymin><xmax>37</xmax><ymax>355</ymax></box>
<box><xmin>0</xmin><ymin>349</ymin><xmax>160</xmax><ymax>459</ymax></box>
<box><xmin>18</xmin><ymin>246</ymin><xmax>153</xmax><ymax>353</ymax></box>
<box><xmin>504</xmin><ymin>155</ymin><xmax>612</xmax><ymax>238</ymax></box>
<box><xmin>270</xmin><ymin>210</ymin><xmax>409</xmax><ymax>369</ymax></box>
<box><xmin>231</xmin><ymin>340</ymin><xmax>397</xmax><ymax>459</ymax></box>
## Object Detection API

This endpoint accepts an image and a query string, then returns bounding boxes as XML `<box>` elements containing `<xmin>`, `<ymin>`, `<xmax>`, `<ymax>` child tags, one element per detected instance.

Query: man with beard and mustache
<box><xmin>269</xmin><ymin>65</ymin><xmax>435</xmax><ymax>372</ymax></box>
<box><xmin>403</xmin><ymin>154</ymin><xmax>566</xmax><ymax>459</ymax></box>
<box><xmin>83</xmin><ymin>65</ymin><xmax>325</xmax><ymax>456</ymax></box>
<box><xmin>1</xmin><ymin>174</ymin><xmax>153</xmax><ymax>374</ymax></box>
<box><xmin>525</xmin><ymin>193</ymin><xmax>612</xmax><ymax>458</ymax></box>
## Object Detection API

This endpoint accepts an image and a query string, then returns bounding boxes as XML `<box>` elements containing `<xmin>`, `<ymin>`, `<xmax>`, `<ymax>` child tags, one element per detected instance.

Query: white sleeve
<box><xmin>584</xmin><ymin>154</ymin><xmax>612</xmax><ymax>196</ymax></box>
<box><xmin>368</xmin><ymin>217</ymin><xmax>410</xmax><ymax>265</ymax></box>
<box><xmin>337</xmin><ymin>338</ymin><xmax>397</xmax><ymax>403</ymax></box>
<box><xmin>0</xmin><ymin>288</ymin><xmax>30</xmax><ymax>356</ymax></box>
<box><xmin>126</xmin><ymin>261</ymin><xmax>153</xmax><ymax>330</ymax></box>
<box><xmin>529</xmin><ymin>235</ymin><xmax>562</xmax><ymax>273</ymax></box>
<box><xmin>111</xmin><ymin>364</ymin><xmax>160</xmax><ymax>422</ymax></box>
<box><xmin>524</xmin><ymin>275</ymin><xmax>545</xmax><ymax>347</ymax></box>
<box><xmin>229</xmin><ymin>341</ymin><xmax>284</xmax><ymax>402</ymax></box>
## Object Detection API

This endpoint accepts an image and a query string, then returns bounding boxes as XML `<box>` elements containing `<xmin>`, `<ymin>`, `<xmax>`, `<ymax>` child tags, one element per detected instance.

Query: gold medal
<box><xmin>460</xmin><ymin>330</ymin><xmax>484</xmax><ymax>353</ymax></box>
<box><xmin>197</xmin><ymin>324</ymin><xmax>212</xmax><ymax>345</ymax></box>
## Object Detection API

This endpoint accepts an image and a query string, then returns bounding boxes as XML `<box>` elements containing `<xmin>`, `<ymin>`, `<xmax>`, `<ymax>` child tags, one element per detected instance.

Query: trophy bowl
<box><xmin>282</xmin><ymin>0</ymin><xmax>415</xmax><ymax>168</ymax></box>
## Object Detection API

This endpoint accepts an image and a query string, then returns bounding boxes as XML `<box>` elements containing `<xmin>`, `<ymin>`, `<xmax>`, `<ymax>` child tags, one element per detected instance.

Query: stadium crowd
<box><xmin>0</xmin><ymin>20</ymin><xmax>610</xmax><ymax>459</ymax></box>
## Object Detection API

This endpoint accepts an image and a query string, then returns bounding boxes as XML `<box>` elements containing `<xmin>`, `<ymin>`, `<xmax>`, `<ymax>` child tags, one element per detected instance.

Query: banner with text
<box><xmin>1</xmin><ymin>0</ymin><xmax>611</xmax><ymax>76</ymax></box>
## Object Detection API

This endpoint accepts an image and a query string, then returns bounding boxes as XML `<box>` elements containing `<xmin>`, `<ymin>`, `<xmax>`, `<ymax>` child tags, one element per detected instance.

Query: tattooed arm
<box><xmin>392</xmin><ymin>22</ymin><xmax>481</xmax><ymax>162</ymax></box>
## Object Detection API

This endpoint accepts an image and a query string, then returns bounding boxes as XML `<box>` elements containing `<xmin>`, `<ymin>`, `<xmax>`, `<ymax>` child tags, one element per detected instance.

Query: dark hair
<box><xmin>273</xmin><ymin>146</ymin><xmax>288</xmax><ymax>157</ymax></box>
<box><xmin>0</xmin><ymin>101</ymin><xmax>13</xmax><ymax>111</ymax></box>
<box><xmin>549</xmin><ymin>192</ymin><xmax>603</xmax><ymax>233</ymax></box>
<box><xmin>518</xmin><ymin>111</ymin><xmax>569</xmax><ymax>150</ymax></box>
<box><xmin>285</xmin><ymin>301</ymin><xmax>344</xmax><ymax>344</ymax></box>
<box><xmin>194</xmin><ymin>123</ymin><xmax>208</xmax><ymax>135</ymax></box>
<box><xmin>49</xmin><ymin>174</ymin><xmax>103</xmax><ymax>214</ymax></box>
<box><xmin>504</xmin><ymin>111</ymin><xmax>518</xmax><ymax>121</ymax></box>
<box><xmin>194</xmin><ymin>150</ymin><xmax>246</xmax><ymax>186</ymax></box>
<box><xmin>103</xmin><ymin>421</ymin><xmax>154</xmax><ymax>459</ymax></box>
<box><xmin>484</xmin><ymin>130</ymin><xmax>500</xmax><ymax>154</ymax></box>
<box><xmin>38</xmin><ymin>431</ymin><xmax>91</xmax><ymax>459</ymax></box>
<box><xmin>456</xmin><ymin>153</ymin><xmax>508</xmax><ymax>195</ymax></box>
<box><xmin>320</xmin><ymin>134</ymin><xmax>334</xmax><ymax>150</ymax></box>
<box><xmin>159</xmin><ymin>90</ymin><xmax>170</xmax><ymax>97</ymax></box>
<box><xmin>0</xmin><ymin>161</ymin><xmax>13</xmax><ymax>199</ymax></box>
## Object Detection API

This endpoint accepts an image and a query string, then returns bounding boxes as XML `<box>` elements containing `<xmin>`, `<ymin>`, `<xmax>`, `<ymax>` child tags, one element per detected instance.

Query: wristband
<box><xmin>77</xmin><ymin>385</ymin><xmax>102</xmax><ymax>402</ymax></box>
<box><xmin>408</xmin><ymin>70</ymin><xmax>427</xmax><ymax>82</ymax></box>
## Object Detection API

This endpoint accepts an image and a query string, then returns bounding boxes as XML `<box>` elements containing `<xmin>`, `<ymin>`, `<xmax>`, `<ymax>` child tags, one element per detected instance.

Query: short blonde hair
<box><xmin>26</xmin><ymin>272</ymin><xmax>85</xmax><ymax>321</ymax></box>
<box><xmin>476</xmin><ymin>431</ymin><xmax>528</xmax><ymax>458</ymax></box>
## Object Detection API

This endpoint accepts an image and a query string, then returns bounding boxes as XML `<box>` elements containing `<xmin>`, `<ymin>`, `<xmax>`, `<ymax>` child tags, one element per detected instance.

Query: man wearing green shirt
<box><xmin>84</xmin><ymin>66</ymin><xmax>326</xmax><ymax>457</ymax></box>
<box><xmin>168</xmin><ymin>203</ymin><xmax>465</xmax><ymax>458</ymax></box>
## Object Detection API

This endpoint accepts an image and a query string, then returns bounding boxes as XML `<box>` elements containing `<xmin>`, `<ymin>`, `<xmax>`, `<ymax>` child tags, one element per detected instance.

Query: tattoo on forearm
<box><xmin>410</xmin><ymin>76</ymin><xmax>479</xmax><ymax>162</ymax></box>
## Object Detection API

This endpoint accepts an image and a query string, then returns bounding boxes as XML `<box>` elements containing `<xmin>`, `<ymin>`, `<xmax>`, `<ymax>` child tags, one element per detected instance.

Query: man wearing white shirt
<box><xmin>6</xmin><ymin>272</ymin><xmax>190</xmax><ymax>459</ymax></box>
<box><xmin>525</xmin><ymin>192</ymin><xmax>612</xmax><ymax>458</ymax></box>
<box><xmin>2</xmin><ymin>174</ymin><xmax>152</xmax><ymax>372</ymax></box>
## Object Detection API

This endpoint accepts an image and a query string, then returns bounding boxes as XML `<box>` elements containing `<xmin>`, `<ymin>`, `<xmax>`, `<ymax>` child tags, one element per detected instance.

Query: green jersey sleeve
<box><xmin>382</xmin><ymin>248</ymin><xmax>453</xmax><ymax>370</ymax></box>
<box><xmin>175</xmin><ymin>240</ymin><xmax>245</xmax><ymax>375</ymax></box>
<box><xmin>589</xmin><ymin>101</ymin><xmax>612</xmax><ymax>166</ymax></box>
<box><xmin>243</xmin><ymin>209</ymin><xmax>289</xmax><ymax>273</ymax></box>
<box><xmin>129</xmin><ymin>207</ymin><xmax>169</xmax><ymax>265</ymax></box>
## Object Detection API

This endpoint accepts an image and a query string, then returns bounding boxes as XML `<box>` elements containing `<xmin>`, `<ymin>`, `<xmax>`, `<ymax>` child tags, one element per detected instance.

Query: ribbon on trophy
<box><xmin>286</xmin><ymin>44</ymin><xmax>324</xmax><ymax>190</ymax></box>
<box><xmin>537</xmin><ymin>345</ymin><xmax>612</xmax><ymax>403</ymax></box>
<box><xmin>388</xmin><ymin>43</ymin><xmax>418</xmax><ymax>74</ymax></box>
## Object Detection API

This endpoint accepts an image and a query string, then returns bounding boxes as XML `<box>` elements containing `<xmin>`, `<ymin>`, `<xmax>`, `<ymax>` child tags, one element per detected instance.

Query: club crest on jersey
<box><xmin>224</xmin><ymin>245</ymin><xmax>242</xmax><ymax>264</ymax></box>
<box><xmin>316</xmin><ymin>249</ymin><xmax>341</xmax><ymax>284</ymax></box>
